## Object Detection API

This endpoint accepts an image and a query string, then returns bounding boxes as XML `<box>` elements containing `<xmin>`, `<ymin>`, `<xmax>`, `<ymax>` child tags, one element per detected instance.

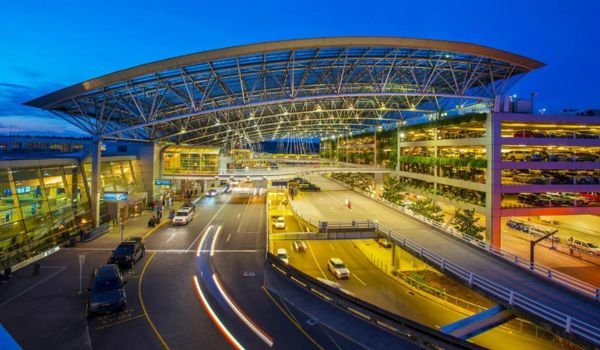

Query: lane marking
<box><xmin>237</xmin><ymin>213</ymin><xmax>241</xmax><ymax>219</ymax></box>
<box><xmin>198</xmin><ymin>249</ymin><xmax>262</xmax><ymax>253</ymax></box>
<box><xmin>0</xmin><ymin>266</ymin><xmax>66</xmax><ymax>308</ymax></box>
<box><xmin>213</xmin><ymin>274</ymin><xmax>274</xmax><ymax>347</ymax></box>
<box><xmin>186</xmin><ymin>197</ymin><xmax>230</xmax><ymax>252</ymax></box>
<box><xmin>143</xmin><ymin>218</ymin><xmax>170</xmax><ymax>239</ymax></box>
<box><xmin>262</xmin><ymin>287</ymin><xmax>324</xmax><ymax>350</ymax></box>
<box><xmin>196</xmin><ymin>226</ymin><xmax>214</xmax><ymax>256</ymax></box>
<box><xmin>96</xmin><ymin>314</ymin><xmax>145</xmax><ymax>330</ymax></box>
<box><xmin>226</xmin><ymin>234</ymin><xmax>232</xmax><ymax>243</ymax></box>
<box><xmin>210</xmin><ymin>226</ymin><xmax>223</xmax><ymax>257</ymax></box>
<box><xmin>166</xmin><ymin>233</ymin><xmax>176</xmax><ymax>243</ymax></box>
<box><xmin>193</xmin><ymin>276</ymin><xmax>245</xmax><ymax>350</ymax></box>
<box><xmin>138</xmin><ymin>252</ymin><xmax>170</xmax><ymax>350</ymax></box>
<box><xmin>328</xmin><ymin>243</ymin><xmax>335</xmax><ymax>251</ymax></box>
<box><xmin>352</xmin><ymin>273</ymin><xmax>367</xmax><ymax>286</ymax></box>
<box><xmin>306</xmin><ymin>242</ymin><xmax>327</xmax><ymax>279</ymax></box>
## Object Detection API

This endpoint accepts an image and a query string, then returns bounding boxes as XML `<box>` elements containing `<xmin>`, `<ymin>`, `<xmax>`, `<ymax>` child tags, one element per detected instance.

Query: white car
<box><xmin>172</xmin><ymin>208</ymin><xmax>194</xmax><ymax>225</ymax></box>
<box><xmin>273</xmin><ymin>216</ymin><xmax>286</xmax><ymax>229</ymax></box>
<box><xmin>569</xmin><ymin>238</ymin><xmax>600</xmax><ymax>256</ymax></box>
<box><xmin>327</xmin><ymin>258</ymin><xmax>350</xmax><ymax>279</ymax></box>
<box><xmin>276</xmin><ymin>248</ymin><xmax>289</xmax><ymax>264</ymax></box>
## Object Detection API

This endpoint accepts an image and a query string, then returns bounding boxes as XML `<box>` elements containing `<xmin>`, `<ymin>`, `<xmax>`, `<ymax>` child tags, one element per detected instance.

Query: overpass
<box><xmin>289</xmin><ymin>176</ymin><xmax>600</xmax><ymax>347</ymax></box>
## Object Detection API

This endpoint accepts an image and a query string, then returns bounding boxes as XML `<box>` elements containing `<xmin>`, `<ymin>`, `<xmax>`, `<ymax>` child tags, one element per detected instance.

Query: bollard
<box><xmin>33</xmin><ymin>263</ymin><xmax>40</xmax><ymax>276</ymax></box>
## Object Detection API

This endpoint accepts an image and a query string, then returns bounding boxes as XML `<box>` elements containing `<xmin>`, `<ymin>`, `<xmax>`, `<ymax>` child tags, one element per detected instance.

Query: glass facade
<box><xmin>0</xmin><ymin>164</ymin><xmax>91</xmax><ymax>267</ymax></box>
<box><xmin>1</xmin><ymin>159</ymin><xmax>145</xmax><ymax>268</ymax></box>
<box><xmin>162</xmin><ymin>146</ymin><xmax>219</xmax><ymax>176</ymax></box>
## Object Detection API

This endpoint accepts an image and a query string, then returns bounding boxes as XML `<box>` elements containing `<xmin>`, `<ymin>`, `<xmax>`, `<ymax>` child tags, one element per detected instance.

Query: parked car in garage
<box><xmin>513</xmin><ymin>130</ymin><xmax>546</xmax><ymax>138</ymax></box>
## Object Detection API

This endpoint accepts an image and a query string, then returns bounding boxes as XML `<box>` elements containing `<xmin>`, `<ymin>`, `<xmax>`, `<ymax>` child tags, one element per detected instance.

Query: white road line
<box><xmin>226</xmin><ymin>234</ymin><xmax>232</xmax><ymax>243</ymax></box>
<box><xmin>166</xmin><ymin>233</ymin><xmax>176</xmax><ymax>243</ymax></box>
<box><xmin>353</xmin><ymin>273</ymin><xmax>367</xmax><ymax>286</ymax></box>
<box><xmin>186</xmin><ymin>197</ymin><xmax>230</xmax><ymax>252</ymax></box>
<box><xmin>328</xmin><ymin>243</ymin><xmax>335</xmax><ymax>251</ymax></box>
<box><xmin>0</xmin><ymin>266</ymin><xmax>66</xmax><ymax>308</ymax></box>
<box><xmin>306</xmin><ymin>242</ymin><xmax>328</xmax><ymax>279</ymax></box>
<box><xmin>198</xmin><ymin>249</ymin><xmax>262</xmax><ymax>253</ymax></box>
<box><xmin>237</xmin><ymin>213</ymin><xmax>241</xmax><ymax>219</ymax></box>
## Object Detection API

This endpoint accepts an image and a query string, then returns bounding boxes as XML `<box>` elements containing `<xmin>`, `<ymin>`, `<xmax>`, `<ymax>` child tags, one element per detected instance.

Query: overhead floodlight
<box><xmin>179</xmin><ymin>128</ymin><xmax>186</xmax><ymax>134</ymax></box>
<box><xmin>283</xmin><ymin>111</ymin><xmax>289</xmax><ymax>116</ymax></box>
<box><xmin>315</xmin><ymin>105</ymin><xmax>322</xmax><ymax>112</ymax></box>
<box><xmin>379</xmin><ymin>104</ymin><xmax>386</xmax><ymax>110</ymax></box>
<box><xmin>347</xmin><ymin>104</ymin><xmax>354</xmax><ymax>110</ymax></box>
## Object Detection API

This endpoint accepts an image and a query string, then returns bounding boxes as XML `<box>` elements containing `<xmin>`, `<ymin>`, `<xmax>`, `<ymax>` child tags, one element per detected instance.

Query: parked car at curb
<box><xmin>172</xmin><ymin>207</ymin><xmax>194</xmax><ymax>225</ymax></box>
<box><xmin>87</xmin><ymin>264</ymin><xmax>127</xmax><ymax>315</ymax></box>
<box><xmin>108</xmin><ymin>240</ymin><xmax>145</xmax><ymax>268</ymax></box>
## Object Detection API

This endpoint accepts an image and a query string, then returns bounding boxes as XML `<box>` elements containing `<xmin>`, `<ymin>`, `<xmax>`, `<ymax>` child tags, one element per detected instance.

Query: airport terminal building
<box><xmin>2</xmin><ymin>36</ymin><xmax>599</xmax><ymax>266</ymax></box>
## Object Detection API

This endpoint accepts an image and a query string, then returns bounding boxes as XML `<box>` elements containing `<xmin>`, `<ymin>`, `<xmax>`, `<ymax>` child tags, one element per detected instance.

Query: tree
<box><xmin>408</xmin><ymin>198</ymin><xmax>444</xmax><ymax>223</ymax></box>
<box><xmin>382</xmin><ymin>176</ymin><xmax>405</xmax><ymax>204</ymax></box>
<box><xmin>453</xmin><ymin>209</ymin><xmax>485</xmax><ymax>240</ymax></box>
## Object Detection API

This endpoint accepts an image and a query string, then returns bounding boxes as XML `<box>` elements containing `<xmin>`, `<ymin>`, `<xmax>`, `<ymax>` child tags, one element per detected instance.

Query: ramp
<box><xmin>440</xmin><ymin>305</ymin><xmax>516</xmax><ymax>340</ymax></box>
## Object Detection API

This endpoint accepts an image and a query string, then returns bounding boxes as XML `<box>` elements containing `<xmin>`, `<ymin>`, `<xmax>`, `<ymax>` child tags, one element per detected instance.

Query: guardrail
<box><xmin>288</xmin><ymin>201</ymin><xmax>600</xmax><ymax>347</ymax></box>
<box><xmin>265</xmin><ymin>253</ymin><xmax>484</xmax><ymax>350</ymax></box>
<box><xmin>379</xmin><ymin>222</ymin><xmax>600</xmax><ymax>347</ymax></box>
<box><xmin>329</xmin><ymin>177</ymin><xmax>600</xmax><ymax>303</ymax></box>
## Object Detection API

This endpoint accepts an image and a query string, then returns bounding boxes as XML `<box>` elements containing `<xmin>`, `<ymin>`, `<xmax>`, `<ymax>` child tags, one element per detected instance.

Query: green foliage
<box><xmin>408</xmin><ymin>198</ymin><xmax>444</xmax><ymax>223</ymax></box>
<box><xmin>453</xmin><ymin>208</ymin><xmax>485</xmax><ymax>240</ymax></box>
<box><xmin>399</xmin><ymin>156</ymin><xmax>487</xmax><ymax>169</ymax></box>
<box><xmin>399</xmin><ymin>113</ymin><xmax>487</xmax><ymax>133</ymax></box>
<box><xmin>382</xmin><ymin>176</ymin><xmax>405</xmax><ymax>204</ymax></box>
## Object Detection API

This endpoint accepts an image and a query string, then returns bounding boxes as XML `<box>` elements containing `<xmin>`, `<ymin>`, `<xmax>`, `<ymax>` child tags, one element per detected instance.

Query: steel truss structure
<box><xmin>26</xmin><ymin>37</ymin><xmax>543</xmax><ymax>147</ymax></box>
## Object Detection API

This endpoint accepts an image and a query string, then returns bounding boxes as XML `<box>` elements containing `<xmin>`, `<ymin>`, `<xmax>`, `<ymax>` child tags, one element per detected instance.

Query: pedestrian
<box><xmin>169</xmin><ymin>210</ymin><xmax>175</xmax><ymax>220</ymax></box>
<box><xmin>194</xmin><ymin>188</ymin><xmax>198</xmax><ymax>196</ymax></box>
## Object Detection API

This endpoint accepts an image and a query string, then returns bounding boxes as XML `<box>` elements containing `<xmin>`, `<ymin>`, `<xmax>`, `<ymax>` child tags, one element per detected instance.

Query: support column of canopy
<box><xmin>90</xmin><ymin>138</ymin><xmax>102</xmax><ymax>228</ymax></box>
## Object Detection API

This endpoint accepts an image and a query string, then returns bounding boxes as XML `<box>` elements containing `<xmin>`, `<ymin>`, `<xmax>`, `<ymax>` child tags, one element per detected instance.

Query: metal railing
<box><xmin>266</xmin><ymin>253</ymin><xmax>484</xmax><ymax>350</ymax></box>
<box><xmin>287</xmin><ymin>206</ymin><xmax>600</xmax><ymax>347</ymax></box>
<box><xmin>328</xmin><ymin>176</ymin><xmax>600</xmax><ymax>303</ymax></box>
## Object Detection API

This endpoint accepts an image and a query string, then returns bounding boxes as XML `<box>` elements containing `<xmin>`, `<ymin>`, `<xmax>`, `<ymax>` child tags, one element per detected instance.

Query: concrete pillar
<box><xmin>374</xmin><ymin>172</ymin><xmax>384</xmax><ymax>198</ymax></box>
<box><xmin>90</xmin><ymin>139</ymin><xmax>102</xmax><ymax>228</ymax></box>
<box><xmin>373</xmin><ymin>130</ymin><xmax>377</xmax><ymax>167</ymax></box>
<box><xmin>487</xmin><ymin>113</ymin><xmax>503</xmax><ymax>247</ymax></box>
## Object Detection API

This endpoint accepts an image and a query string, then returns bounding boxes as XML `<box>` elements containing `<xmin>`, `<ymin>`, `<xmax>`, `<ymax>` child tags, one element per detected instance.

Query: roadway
<box><xmin>269</xmin><ymin>238</ymin><xmax>564</xmax><ymax>349</ymax></box>
<box><xmin>292</xmin><ymin>175</ymin><xmax>600</xmax><ymax>331</ymax></box>
<box><xmin>0</xmin><ymin>189</ymin><xmax>318</xmax><ymax>350</ymax></box>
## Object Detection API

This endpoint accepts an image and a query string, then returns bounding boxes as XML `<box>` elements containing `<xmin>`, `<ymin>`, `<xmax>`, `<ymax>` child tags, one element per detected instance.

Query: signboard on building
<box><xmin>154</xmin><ymin>179</ymin><xmax>173</xmax><ymax>186</ymax></box>
<box><xmin>103</xmin><ymin>192</ymin><xmax>129</xmax><ymax>201</ymax></box>
<box><xmin>271</xmin><ymin>180</ymin><xmax>288</xmax><ymax>187</ymax></box>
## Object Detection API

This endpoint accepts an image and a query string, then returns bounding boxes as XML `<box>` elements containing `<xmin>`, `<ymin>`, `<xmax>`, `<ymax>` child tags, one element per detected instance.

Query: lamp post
<box><xmin>120</xmin><ymin>219</ymin><xmax>125</xmax><ymax>242</ymax></box>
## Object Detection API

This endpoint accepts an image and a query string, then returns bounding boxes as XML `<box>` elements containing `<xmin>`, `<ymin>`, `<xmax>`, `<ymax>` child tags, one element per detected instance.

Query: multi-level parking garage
<box><xmin>2</xmin><ymin>37</ymin><xmax>600</xmax><ymax>349</ymax></box>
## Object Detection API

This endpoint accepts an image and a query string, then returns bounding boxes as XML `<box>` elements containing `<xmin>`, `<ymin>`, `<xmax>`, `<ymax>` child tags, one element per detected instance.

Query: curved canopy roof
<box><xmin>26</xmin><ymin>36</ymin><xmax>543</xmax><ymax>146</ymax></box>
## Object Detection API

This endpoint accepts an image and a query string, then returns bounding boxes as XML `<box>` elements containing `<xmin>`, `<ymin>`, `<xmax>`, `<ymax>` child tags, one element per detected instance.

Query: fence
<box><xmin>287</xmin><ymin>201</ymin><xmax>600</xmax><ymax>347</ymax></box>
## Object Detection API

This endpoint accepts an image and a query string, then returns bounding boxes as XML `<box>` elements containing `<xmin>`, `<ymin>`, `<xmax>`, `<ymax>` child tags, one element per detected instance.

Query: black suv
<box><xmin>88</xmin><ymin>264</ymin><xmax>127</xmax><ymax>314</ymax></box>
<box><xmin>108</xmin><ymin>240</ymin><xmax>145</xmax><ymax>268</ymax></box>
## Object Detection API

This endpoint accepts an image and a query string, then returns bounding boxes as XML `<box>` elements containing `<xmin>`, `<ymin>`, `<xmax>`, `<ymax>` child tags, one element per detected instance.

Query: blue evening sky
<box><xmin>1</xmin><ymin>0</ymin><xmax>599</xmax><ymax>136</ymax></box>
